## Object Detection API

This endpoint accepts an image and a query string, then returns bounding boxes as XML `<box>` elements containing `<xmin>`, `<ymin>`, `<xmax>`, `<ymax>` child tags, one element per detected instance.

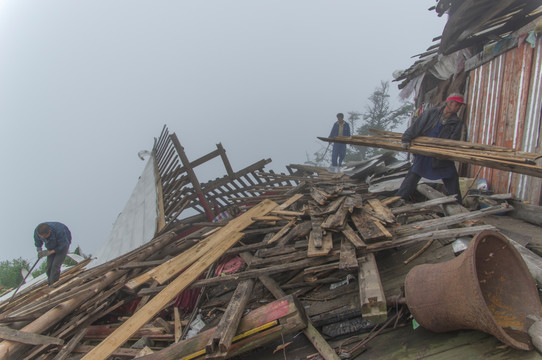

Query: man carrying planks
<box><xmin>396</xmin><ymin>93</ymin><xmax>466</xmax><ymax>203</ymax></box>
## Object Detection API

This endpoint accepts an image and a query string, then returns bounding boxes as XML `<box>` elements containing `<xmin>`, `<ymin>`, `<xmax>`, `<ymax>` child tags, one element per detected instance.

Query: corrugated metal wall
<box><xmin>465</xmin><ymin>36</ymin><xmax>542</xmax><ymax>204</ymax></box>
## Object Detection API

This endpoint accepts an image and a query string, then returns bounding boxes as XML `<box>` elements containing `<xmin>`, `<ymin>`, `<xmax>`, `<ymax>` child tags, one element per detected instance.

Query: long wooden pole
<box><xmin>318</xmin><ymin>135</ymin><xmax>542</xmax><ymax>178</ymax></box>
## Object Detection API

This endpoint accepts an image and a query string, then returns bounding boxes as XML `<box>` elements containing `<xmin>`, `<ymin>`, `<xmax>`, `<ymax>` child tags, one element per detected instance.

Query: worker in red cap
<box><xmin>396</xmin><ymin>93</ymin><xmax>466</xmax><ymax>203</ymax></box>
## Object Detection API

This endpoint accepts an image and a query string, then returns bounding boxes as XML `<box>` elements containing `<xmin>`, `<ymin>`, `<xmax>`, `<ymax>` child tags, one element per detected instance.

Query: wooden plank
<box><xmin>277</xmin><ymin>221</ymin><xmax>312</xmax><ymax>247</ymax></box>
<box><xmin>73</xmin><ymin>345</ymin><xmax>141</xmax><ymax>357</ymax></box>
<box><xmin>315</xmin><ymin>196</ymin><xmax>345</xmax><ymax>216</ymax></box>
<box><xmin>391</xmin><ymin>194</ymin><xmax>458</xmax><ymax>215</ymax></box>
<box><xmin>173</xmin><ymin>307</ymin><xmax>181</xmax><ymax>343</ymax></box>
<box><xmin>274</xmin><ymin>193</ymin><xmax>304</xmax><ymax>211</ymax></box>
<box><xmin>358</xmin><ymin>253</ymin><xmax>387</xmax><ymax>324</ymax></box>
<box><xmin>0</xmin><ymin>326</ymin><xmax>64</xmax><ymax>346</ymax></box>
<box><xmin>343</xmin><ymin>194</ymin><xmax>364</xmax><ymax>213</ymax></box>
<box><xmin>339</xmin><ymin>237</ymin><xmax>358</xmax><ymax>270</ymax></box>
<box><xmin>341</xmin><ymin>224</ymin><xmax>367</xmax><ymax>249</ymax></box>
<box><xmin>416</xmin><ymin>184</ymin><xmax>469</xmax><ymax>215</ymax></box>
<box><xmin>82</xmin><ymin>199</ymin><xmax>277</xmax><ymax>360</ymax></box>
<box><xmin>153</xmin><ymin>317</ymin><xmax>173</xmax><ymax>334</ymax></box>
<box><xmin>249</xmin><ymin>251</ymin><xmax>306</xmax><ymax>268</ymax></box>
<box><xmin>366</xmin><ymin>198</ymin><xmax>395</xmax><ymax>224</ymax></box>
<box><xmin>380</xmin><ymin>196</ymin><xmax>401</xmax><ymax>206</ymax></box>
<box><xmin>308</xmin><ymin>232</ymin><xmax>333</xmax><ymax>257</ymax></box>
<box><xmin>309</xmin><ymin>208</ymin><xmax>324</xmax><ymax>248</ymax></box>
<box><xmin>310</xmin><ymin>187</ymin><xmax>330</xmax><ymax>205</ymax></box>
<box><xmin>206</xmin><ymin>279</ymin><xmax>255</xmax><ymax>354</ymax></box>
<box><xmin>350</xmin><ymin>210</ymin><xmax>390</xmax><ymax>243</ymax></box>
<box><xmin>270</xmin><ymin>210</ymin><xmax>305</xmax><ymax>217</ymax></box>
<box><xmin>266</xmin><ymin>219</ymin><xmax>296</xmax><ymax>245</ymax></box>
<box><xmin>54</xmin><ymin>328</ymin><xmax>87</xmax><ymax>360</ymax></box>
<box><xmin>321</xmin><ymin>206</ymin><xmax>349</xmax><ymax>230</ymax></box>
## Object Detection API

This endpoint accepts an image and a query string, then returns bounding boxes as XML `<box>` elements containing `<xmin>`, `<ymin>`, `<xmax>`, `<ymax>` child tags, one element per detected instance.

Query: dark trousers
<box><xmin>46</xmin><ymin>247</ymin><xmax>69</xmax><ymax>285</ymax></box>
<box><xmin>396</xmin><ymin>169</ymin><xmax>462</xmax><ymax>203</ymax></box>
<box><xmin>331</xmin><ymin>144</ymin><xmax>346</xmax><ymax>167</ymax></box>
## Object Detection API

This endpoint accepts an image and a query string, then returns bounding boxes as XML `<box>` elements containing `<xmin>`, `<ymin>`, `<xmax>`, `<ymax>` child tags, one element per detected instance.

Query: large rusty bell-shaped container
<box><xmin>405</xmin><ymin>230</ymin><xmax>542</xmax><ymax>350</ymax></box>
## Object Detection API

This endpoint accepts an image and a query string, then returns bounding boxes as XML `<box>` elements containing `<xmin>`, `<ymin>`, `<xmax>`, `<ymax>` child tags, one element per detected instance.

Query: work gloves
<box><xmin>401</xmin><ymin>142</ymin><xmax>410</xmax><ymax>150</ymax></box>
<box><xmin>37</xmin><ymin>249</ymin><xmax>50</xmax><ymax>259</ymax></box>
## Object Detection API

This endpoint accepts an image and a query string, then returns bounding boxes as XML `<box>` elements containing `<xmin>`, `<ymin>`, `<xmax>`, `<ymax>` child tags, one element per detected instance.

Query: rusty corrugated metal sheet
<box><xmin>465</xmin><ymin>37</ymin><xmax>542</xmax><ymax>204</ymax></box>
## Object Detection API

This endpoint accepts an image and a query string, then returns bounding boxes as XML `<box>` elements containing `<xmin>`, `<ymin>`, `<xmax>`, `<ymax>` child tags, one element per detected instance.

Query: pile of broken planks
<box><xmin>0</xmin><ymin>170</ymin><xmax>514</xmax><ymax>360</ymax></box>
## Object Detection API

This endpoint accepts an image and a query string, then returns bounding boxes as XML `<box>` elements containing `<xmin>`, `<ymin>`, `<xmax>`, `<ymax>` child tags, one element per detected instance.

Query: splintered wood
<box><xmin>0</xmin><ymin>156</ymin><xmax>508</xmax><ymax>360</ymax></box>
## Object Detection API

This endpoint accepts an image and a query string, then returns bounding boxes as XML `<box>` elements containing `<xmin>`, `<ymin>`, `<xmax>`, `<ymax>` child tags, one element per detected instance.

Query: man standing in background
<box><xmin>34</xmin><ymin>222</ymin><xmax>72</xmax><ymax>285</ymax></box>
<box><xmin>329</xmin><ymin>112</ymin><xmax>351</xmax><ymax>171</ymax></box>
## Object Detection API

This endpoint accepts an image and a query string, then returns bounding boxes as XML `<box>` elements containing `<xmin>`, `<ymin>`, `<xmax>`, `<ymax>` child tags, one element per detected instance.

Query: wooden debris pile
<box><xmin>0</xmin><ymin>157</ymin><xmax>515</xmax><ymax>360</ymax></box>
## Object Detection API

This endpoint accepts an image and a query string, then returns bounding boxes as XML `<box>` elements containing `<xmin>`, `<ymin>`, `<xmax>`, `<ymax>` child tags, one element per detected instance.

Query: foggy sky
<box><xmin>0</xmin><ymin>1</ymin><xmax>446</xmax><ymax>262</ymax></box>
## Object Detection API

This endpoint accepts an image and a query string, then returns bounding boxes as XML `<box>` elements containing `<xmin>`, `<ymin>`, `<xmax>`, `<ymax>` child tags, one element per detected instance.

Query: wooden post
<box><xmin>170</xmin><ymin>133</ymin><xmax>215</xmax><ymax>221</ymax></box>
<box><xmin>358</xmin><ymin>253</ymin><xmax>387</xmax><ymax>324</ymax></box>
<box><xmin>206</xmin><ymin>279</ymin><xmax>255</xmax><ymax>357</ymax></box>
<box><xmin>216</xmin><ymin>142</ymin><xmax>235</xmax><ymax>177</ymax></box>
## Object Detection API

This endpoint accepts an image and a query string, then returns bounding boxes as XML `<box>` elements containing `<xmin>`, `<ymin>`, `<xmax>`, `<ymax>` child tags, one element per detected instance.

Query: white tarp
<box><xmin>90</xmin><ymin>156</ymin><xmax>158</xmax><ymax>267</ymax></box>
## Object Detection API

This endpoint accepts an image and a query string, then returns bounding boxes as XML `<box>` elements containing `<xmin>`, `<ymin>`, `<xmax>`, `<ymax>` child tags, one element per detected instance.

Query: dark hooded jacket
<box><xmin>402</xmin><ymin>105</ymin><xmax>463</xmax><ymax>168</ymax></box>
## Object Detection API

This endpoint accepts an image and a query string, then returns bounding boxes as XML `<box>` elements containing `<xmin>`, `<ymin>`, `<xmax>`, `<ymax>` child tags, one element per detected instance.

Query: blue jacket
<box><xmin>34</xmin><ymin>222</ymin><xmax>72</xmax><ymax>253</ymax></box>
<box><xmin>329</xmin><ymin>121</ymin><xmax>351</xmax><ymax>138</ymax></box>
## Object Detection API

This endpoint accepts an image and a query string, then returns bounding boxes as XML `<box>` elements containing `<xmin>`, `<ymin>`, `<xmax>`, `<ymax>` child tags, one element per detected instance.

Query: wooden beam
<box><xmin>358</xmin><ymin>254</ymin><xmax>387</xmax><ymax>324</ymax></box>
<box><xmin>206</xmin><ymin>279</ymin><xmax>255</xmax><ymax>355</ymax></box>
<box><xmin>0</xmin><ymin>326</ymin><xmax>64</xmax><ymax>346</ymax></box>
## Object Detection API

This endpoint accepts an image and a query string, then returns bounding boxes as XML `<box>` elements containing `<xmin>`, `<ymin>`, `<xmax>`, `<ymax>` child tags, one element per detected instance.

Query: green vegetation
<box><xmin>0</xmin><ymin>245</ymin><xmax>88</xmax><ymax>290</ymax></box>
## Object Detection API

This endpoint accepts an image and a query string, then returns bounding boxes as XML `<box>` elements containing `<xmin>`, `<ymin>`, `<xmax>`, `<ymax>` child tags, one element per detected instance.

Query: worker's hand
<box><xmin>37</xmin><ymin>249</ymin><xmax>50</xmax><ymax>259</ymax></box>
<box><xmin>401</xmin><ymin>142</ymin><xmax>410</xmax><ymax>150</ymax></box>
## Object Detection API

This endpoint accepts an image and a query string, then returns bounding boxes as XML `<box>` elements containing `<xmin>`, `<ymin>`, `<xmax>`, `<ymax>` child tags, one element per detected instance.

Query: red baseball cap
<box><xmin>446</xmin><ymin>93</ymin><xmax>466</xmax><ymax>105</ymax></box>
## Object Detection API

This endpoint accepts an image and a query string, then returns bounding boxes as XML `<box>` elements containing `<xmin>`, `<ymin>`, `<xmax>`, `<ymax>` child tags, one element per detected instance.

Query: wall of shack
<box><xmin>464</xmin><ymin>36</ymin><xmax>542</xmax><ymax>204</ymax></box>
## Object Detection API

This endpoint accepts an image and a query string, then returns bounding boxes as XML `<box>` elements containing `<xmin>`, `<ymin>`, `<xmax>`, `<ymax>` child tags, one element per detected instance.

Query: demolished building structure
<box><xmin>2</xmin><ymin>1</ymin><xmax>542</xmax><ymax>359</ymax></box>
